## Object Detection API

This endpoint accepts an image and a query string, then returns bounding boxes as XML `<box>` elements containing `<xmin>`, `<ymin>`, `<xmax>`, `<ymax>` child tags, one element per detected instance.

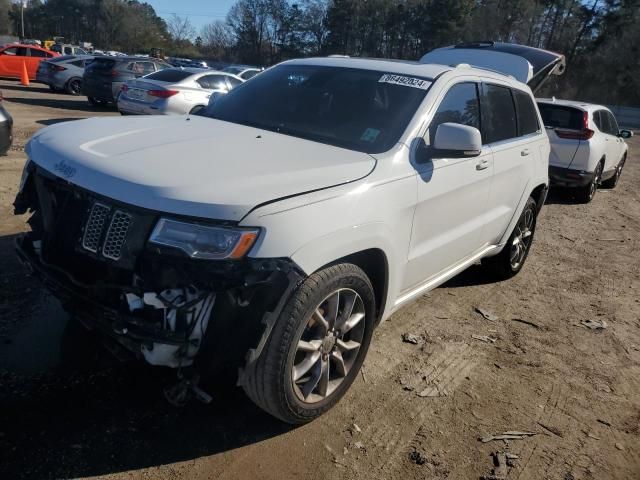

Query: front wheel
<box><xmin>242</xmin><ymin>263</ymin><xmax>376</xmax><ymax>424</ymax></box>
<box><xmin>483</xmin><ymin>196</ymin><xmax>538</xmax><ymax>280</ymax></box>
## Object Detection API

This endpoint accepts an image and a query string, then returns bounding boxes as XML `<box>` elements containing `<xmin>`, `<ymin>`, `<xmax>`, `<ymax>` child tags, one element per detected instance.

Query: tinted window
<box><xmin>482</xmin><ymin>84</ymin><xmax>517</xmax><ymax>143</ymax></box>
<box><xmin>429</xmin><ymin>82</ymin><xmax>479</xmax><ymax>144</ymax></box>
<box><xmin>29</xmin><ymin>48</ymin><xmax>48</xmax><ymax>58</ymax></box>
<box><xmin>604</xmin><ymin>111</ymin><xmax>619</xmax><ymax>135</ymax></box>
<box><xmin>539</xmin><ymin>104</ymin><xmax>583</xmax><ymax>130</ymax></box>
<box><xmin>513</xmin><ymin>90</ymin><xmax>539</xmax><ymax>135</ymax></box>
<box><xmin>2</xmin><ymin>47</ymin><xmax>17</xmax><ymax>55</ymax></box>
<box><xmin>241</xmin><ymin>70</ymin><xmax>259</xmax><ymax>80</ymax></box>
<box><xmin>70</xmin><ymin>60</ymin><xmax>85</xmax><ymax>68</ymax></box>
<box><xmin>136</xmin><ymin>62</ymin><xmax>156</xmax><ymax>75</ymax></box>
<box><xmin>227</xmin><ymin>76</ymin><xmax>242</xmax><ymax>88</ymax></box>
<box><xmin>145</xmin><ymin>69</ymin><xmax>193</xmax><ymax>82</ymax></box>
<box><xmin>593</xmin><ymin>110</ymin><xmax>604</xmax><ymax>130</ymax></box>
<box><xmin>198</xmin><ymin>74</ymin><xmax>230</xmax><ymax>90</ymax></box>
<box><xmin>203</xmin><ymin>65</ymin><xmax>431</xmax><ymax>154</ymax></box>
<box><xmin>63</xmin><ymin>46</ymin><xmax>73</xmax><ymax>55</ymax></box>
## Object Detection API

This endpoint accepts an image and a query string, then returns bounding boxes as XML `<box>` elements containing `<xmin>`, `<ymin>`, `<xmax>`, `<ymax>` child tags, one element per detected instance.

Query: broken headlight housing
<box><xmin>149</xmin><ymin>218</ymin><xmax>259</xmax><ymax>260</ymax></box>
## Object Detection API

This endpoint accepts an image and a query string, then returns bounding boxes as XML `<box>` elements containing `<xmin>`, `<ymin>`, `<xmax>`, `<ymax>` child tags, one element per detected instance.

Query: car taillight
<box><xmin>111</xmin><ymin>70</ymin><xmax>119</xmax><ymax>76</ymax></box>
<box><xmin>121</xmin><ymin>84</ymin><xmax>128</xmax><ymax>92</ymax></box>
<box><xmin>148</xmin><ymin>90</ymin><xmax>179</xmax><ymax>98</ymax></box>
<box><xmin>53</xmin><ymin>65</ymin><xmax>67</xmax><ymax>72</ymax></box>
<box><xmin>554</xmin><ymin>111</ymin><xmax>594</xmax><ymax>140</ymax></box>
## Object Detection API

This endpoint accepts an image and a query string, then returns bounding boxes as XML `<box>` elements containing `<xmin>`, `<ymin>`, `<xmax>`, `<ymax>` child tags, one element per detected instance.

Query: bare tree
<box><xmin>201</xmin><ymin>20</ymin><xmax>234</xmax><ymax>53</ymax></box>
<box><xmin>167</xmin><ymin>14</ymin><xmax>195</xmax><ymax>43</ymax></box>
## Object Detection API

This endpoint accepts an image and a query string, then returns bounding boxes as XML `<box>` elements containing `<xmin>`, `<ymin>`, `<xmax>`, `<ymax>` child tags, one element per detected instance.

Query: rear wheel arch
<box><xmin>530</xmin><ymin>183</ymin><xmax>548</xmax><ymax>212</ymax></box>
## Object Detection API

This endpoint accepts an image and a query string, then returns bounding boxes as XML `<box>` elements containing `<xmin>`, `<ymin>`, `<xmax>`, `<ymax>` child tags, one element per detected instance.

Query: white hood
<box><xmin>26</xmin><ymin>115</ymin><xmax>376</xmax><ymax>221</ymax></box>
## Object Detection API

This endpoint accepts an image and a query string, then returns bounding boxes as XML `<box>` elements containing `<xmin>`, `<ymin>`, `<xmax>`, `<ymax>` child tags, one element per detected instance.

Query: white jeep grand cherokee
<box><xmin>14</xmin><ymin>43</ymin><xmax>564</xmax><ymax>423</ymax></box>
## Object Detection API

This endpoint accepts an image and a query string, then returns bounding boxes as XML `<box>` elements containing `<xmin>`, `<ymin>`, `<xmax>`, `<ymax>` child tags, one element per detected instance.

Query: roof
<box><xmin>284</xmin><ymin>57</ymin><xmax>452</xmax><ymax>79</ymax></box>
<box><xmin>536</xmin><ymin>98</ymin><xmax>607</xmax><ymax>111</ymax></box>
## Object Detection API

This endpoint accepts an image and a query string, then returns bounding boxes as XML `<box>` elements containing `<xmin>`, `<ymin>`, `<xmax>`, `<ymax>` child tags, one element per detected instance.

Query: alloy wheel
<box><xmin>510</xmin><ymin>205</ymin><xmax>535</xmax><ymax>270</ymax></box>
<box><xmin>291</xmin><ymin>288</ymin><xmax>366</xmax><ymax>404</ymax></box>
<box><xmin>589</xmin><ymin>164</ymin><xmax>603</xmax><ymax>200</ymax></box>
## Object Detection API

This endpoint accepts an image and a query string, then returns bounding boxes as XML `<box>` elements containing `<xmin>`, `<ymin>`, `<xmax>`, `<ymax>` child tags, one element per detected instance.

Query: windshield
<box><xmin>203</xmin><ymin>64</ymin><xmax>431</xmax><ymax>153</ymax></box>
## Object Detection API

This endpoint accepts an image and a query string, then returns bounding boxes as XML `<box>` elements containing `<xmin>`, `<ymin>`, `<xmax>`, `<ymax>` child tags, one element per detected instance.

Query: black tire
<box><xmin>189</xmin><ymin>105</ymin><xmax>205</xmax><ymax>115</ymax></box>
<box><xmin>242</xmin><ymin>263</ymin><xmax>376</xmax><ymax>424</ymax></box>
<box><xmin>483</xmin><ymin>196</ymin><xmax>538</xmax><ymax>280</ymax></box>
<box><xmin>601</xmin><ymin>155</ymin><xmax>626</xmax><ymax>189</ymax></box>
<box><xmin>575</xmin><ymin>161</ymin><xmax>603</xmax><ymax>203</ymax></box>
<box><xmin>87</xmin><ymin>96</ymin><xmax>107</xmax><ymax>107</ymax></box>
<box><xmin>48</xmin><ymin>84</ymin><xmax>58</xmax><ymax>92</ymax></box>
<box><xmin>66</xmin><ymin>77</ymin><xmax>82</xmax><ymax>96</ymax></box>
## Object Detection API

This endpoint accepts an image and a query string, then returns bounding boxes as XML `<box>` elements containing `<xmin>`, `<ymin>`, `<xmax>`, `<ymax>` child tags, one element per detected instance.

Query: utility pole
<box><xmin>20</xmin><ymin>1</ymin><xmax>25</xmax><ymax>39</ymax></box>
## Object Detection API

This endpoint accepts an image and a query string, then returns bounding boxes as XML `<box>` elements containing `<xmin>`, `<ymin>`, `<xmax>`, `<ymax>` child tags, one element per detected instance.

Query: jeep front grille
<box><xmin>102</xmin><ymin>211</ymin><xmax>132</xmax><ymax>260</ymax></box>
<box><xmin>81</xmin><ymin>202</ymin><xmax>132</xmax><ymax>260</ymax></box>
<box><xmin>82</xmin><ymin>203</ymin><xmax>110</xmax><ymax>253</ymax></box>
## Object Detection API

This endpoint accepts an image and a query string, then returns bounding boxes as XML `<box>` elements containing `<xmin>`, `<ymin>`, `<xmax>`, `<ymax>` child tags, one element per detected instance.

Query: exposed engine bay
<box><xmin>14</xmin><ymin>163</ymin><xmax>303</xmax><ymax>399</ymax></box>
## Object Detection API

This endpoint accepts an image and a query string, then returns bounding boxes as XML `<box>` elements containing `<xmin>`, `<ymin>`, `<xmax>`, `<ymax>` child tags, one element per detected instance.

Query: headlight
<box><xmin>149</xmin><ymin>218</ymin><xmax>259</xmax><ymax>260</ymax></box>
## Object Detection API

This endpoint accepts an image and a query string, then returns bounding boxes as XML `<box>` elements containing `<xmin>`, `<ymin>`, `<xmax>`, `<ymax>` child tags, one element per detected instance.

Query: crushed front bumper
<box><xmin>549</xmin><ymin>165</ymin><xmax>594</xmax><ymax>188</ymax></box>
<box><xmin>14</xmin><ymin>167</ymin><xmax>304</xmax><ymax>375</ymax></box>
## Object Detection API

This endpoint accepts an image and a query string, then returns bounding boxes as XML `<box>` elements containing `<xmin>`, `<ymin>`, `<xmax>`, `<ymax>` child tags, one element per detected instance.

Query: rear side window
<box><xmin>603</xmin><ymin>111</ymin><xmax>619</xmax><ymax>135</ymax></box>
<box><xmin>241</xmin><ymin>70</ymin><xmax>259</xmax><ymax>80</ymax></box>
<box><xmin>197</xmin><ymin>74</ymin><xmax>230</xmax><ymax>90</ymax></box>
<box><xmin>481</xmin><ymin>84</ymin><xmax>517</xmax><ymax>143</ymax></box>
<box><xmin>513</xmin><ymin>90</ymin><xmax>539</xmax><ymax>135</ymax></box>
<box><xmin>538</xmin><ymin>104</ymin><xmax>583</xmax><ymax>130</ymax></box>
<box><xmin>29</xmin><ymin>48</ymin><xmax>48</xmax><ymax>58</ymax></box>
<box><xmin>128</xmin><ymin>62</ymin><xmax>156</xmax><ymax>75</ymax></box>
<box><xmin>70</xmin><ymin>60</ymin><xmax>85</xmax><ymax>68</ymax></box>
<box><xmin>227</xmin><ymin>76</ymin><xmax>242</xmax><ymax>88</ymax></box>
<box><xmin>145</xmin><ymin>69</ymin><xmax>193</xmax><ymax>82</ymax></box>
<box><xmin>429</xmin><ymin>82</ymin><xmax>480</xmax><ymax>144</ymax></box>
<box><xmin>88</xmin><ymin>58</ymin><xmax>116</xmax><ymax>70</ymax></box>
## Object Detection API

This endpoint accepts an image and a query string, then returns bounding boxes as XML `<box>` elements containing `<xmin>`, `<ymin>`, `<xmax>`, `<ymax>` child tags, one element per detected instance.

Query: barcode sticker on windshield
<box><xmin>379</xmin><ymin>74</ymin><xmax>430</xmax><ymax>90</ymax></box>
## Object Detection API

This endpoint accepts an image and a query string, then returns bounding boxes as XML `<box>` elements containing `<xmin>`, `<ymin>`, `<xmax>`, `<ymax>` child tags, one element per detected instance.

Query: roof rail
<box><xmin>328</xmin><ymin>54</ymin><xmax>350</xmax><ymax>58</ymax></box>
<box><xmin>454</xmin><ymin>62</ymin><xmax>515</xmax><ymax>79</ymax></box>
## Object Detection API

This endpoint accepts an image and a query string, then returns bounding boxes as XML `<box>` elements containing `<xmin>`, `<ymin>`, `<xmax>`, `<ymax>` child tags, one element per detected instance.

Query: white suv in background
<box><xmin>537</xmin><ymin>99</ymin><xmax>632</xmax><ymax>202</ymax></box>
<box><xmin>14</xmin><ymin>43</ymin><xmax>563</xmax><ymax>423</ymax></box>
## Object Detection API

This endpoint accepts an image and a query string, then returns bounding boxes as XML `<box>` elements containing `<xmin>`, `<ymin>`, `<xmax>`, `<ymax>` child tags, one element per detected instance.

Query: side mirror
<box><xmin>619</xmin><ymin>129</ymin><xmax>633</xmax><ymax>139</ymax></box>
<box><xmin>431</xmin><ymin>123</ymin><xmax>482</xmax><ymax>158</ymax></box>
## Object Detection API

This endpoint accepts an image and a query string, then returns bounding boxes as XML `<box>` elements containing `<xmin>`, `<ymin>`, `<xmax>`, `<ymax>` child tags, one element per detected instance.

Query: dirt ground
<box><xmin>0</xmin><ymin>78</ymin><xmax>638</xmax><ymax>480</ymax></box>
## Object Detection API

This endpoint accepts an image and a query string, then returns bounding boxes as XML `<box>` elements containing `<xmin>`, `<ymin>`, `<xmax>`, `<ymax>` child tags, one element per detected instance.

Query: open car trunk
<box><xmin>420</xmin><ymin>42</ymin><xmax>566</xmax><ymax>92</ymax></box>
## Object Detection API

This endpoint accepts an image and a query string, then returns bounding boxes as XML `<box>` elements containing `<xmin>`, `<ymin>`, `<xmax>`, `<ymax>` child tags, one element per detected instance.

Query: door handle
<box><xmin>521</xmin><ymin>149</ymin><xmax>530</xmax><ymax>157</ymax></box>
<box><xmin>476</xmin><ymin>159</ymin><xmax>490</xmax><ymax>171</ymax></box>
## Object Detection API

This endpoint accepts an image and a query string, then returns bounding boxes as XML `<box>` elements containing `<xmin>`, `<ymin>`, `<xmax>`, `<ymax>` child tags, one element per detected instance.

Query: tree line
<box><xmin>0</xmin><ymin>0</ymin><xmax>637</xmax><ymax>106</ymax></box>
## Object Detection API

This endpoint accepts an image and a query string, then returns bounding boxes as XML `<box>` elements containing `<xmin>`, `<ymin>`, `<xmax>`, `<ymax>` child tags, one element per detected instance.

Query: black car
<box><xmin>81</xmin><ymin>56</ymin><xmax>170</xmax><ymax>106</ymax></box>
<box><xmin>0</xmin><ymin>91</ymin><xmax>13</xmax><ymax>155</ymax></box>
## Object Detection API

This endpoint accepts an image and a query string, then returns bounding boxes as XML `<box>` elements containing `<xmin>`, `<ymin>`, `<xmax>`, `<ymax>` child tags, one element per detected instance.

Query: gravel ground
<box><xmin>0</xmin><ymin>78</ymin><xmax>638</xmax><ymax>480</ymax></box>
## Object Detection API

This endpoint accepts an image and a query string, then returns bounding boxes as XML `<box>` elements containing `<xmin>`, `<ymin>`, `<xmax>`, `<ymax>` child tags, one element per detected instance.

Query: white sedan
<box><xmin>117</xmin><ymin>67</ymin><xmax>244</xmax><ymax>116</ymax></box>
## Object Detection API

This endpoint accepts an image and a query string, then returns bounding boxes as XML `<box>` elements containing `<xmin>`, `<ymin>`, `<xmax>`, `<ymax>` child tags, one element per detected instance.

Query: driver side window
<box><xmin>428</xmin><ymin>82</ymin><xmax>480</xmax><ymax>145</ymax></box>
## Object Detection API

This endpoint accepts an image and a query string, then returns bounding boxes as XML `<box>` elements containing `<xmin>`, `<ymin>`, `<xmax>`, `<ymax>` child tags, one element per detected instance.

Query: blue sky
<box><xmin>145</xmin><ymin>0</ymin><xmax>237</xmax><ymax>34</ymax></box>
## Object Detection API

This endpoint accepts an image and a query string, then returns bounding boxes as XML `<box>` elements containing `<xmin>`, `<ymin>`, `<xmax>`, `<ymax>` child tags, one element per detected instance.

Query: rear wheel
<box><xmin>189</xmin><ymin>105</ymin><xmax>205</xmax><ymax>115</ymax></box>
<box><xmin>242</xmin><ymin>263</ymin><xmax>376</xmax><ymax>424</ymax></box>
<box><xmin>66</xmin><ymin>78</ymin><xmax>82</xmax><ymax>96</ymax></box>
<box><xmin>87</xmin><ymin>96</ymin><xmax>107</xmax><ymax>107</ymax></box>
<box><xmin>601</xmin><ymin>155</ymin><xmax>625</xmax><ymax>189</ymax></box>
<box><xmin>483</xmin><ymin>196</ymin><xmax>537</xmax><ymax>280</ymax></box>
<box><xmin>575</xmin><ymin>161</ymin><xmax>603</xmax><ymax>203</ymax></box>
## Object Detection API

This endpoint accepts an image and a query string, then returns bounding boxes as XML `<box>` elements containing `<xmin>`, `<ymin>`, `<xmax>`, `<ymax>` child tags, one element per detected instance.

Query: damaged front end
<box><xmin>14</xmin><ymin>163</ymin><xmax>303</xmax><ymax>386</ymax></box>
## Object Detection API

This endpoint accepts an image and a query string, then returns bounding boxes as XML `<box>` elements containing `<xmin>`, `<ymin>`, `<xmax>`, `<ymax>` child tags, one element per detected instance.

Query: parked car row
<box><xmin>117</xmin><ymin>68</ymin><xmax>243</xmax><ymax>115</ymax></box>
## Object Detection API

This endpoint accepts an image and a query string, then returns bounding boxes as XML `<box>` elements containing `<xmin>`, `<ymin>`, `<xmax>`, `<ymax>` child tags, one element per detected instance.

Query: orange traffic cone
<box><xmin>20</xmin><ymin>60</ymin><xmax>30</xmax><ymax>86</ymax></box>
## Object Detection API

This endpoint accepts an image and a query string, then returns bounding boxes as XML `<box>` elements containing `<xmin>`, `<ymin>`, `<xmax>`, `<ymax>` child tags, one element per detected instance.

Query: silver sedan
<box><xmin>117</xmin><ymin>68</ymin><xmax>244</xmax><ymax>116</ymax></box>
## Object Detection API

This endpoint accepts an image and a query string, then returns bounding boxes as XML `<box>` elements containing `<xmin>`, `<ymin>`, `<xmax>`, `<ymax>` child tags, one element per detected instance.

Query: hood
<box><xmin>27</xmin><ymin>115</ymin><xmax>376</xmax><ymax>221</ymax></box>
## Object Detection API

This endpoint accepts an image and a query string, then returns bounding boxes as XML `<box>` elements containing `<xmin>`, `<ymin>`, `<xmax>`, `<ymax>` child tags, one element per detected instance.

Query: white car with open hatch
<box><xmin>14</xmin><ymin>42</ymin><xmax>563</xmax><ymax>423</ymax></box>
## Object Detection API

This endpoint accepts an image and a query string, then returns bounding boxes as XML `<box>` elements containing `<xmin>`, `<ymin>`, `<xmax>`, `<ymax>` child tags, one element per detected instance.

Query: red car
<box><xmin>0</xmin><ymin>44</ymin><xmax>59</xmax><ymax>80</ymax></box>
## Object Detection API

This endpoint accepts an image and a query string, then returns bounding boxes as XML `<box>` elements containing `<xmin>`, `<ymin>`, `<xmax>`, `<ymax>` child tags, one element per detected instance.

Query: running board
<box><xmin>394</xmin><ymin>245</ymin><xmax>500</xmax><ymax>308</ymax></box>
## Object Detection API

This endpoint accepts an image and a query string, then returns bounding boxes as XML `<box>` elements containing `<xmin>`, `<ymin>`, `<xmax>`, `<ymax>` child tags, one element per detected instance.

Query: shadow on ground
<box><xmin>3</xmin><ymin>95</ymin><xmax>114</xmax><ymax>113</ymax></box>
<box><xmin>0</xmin><ymin>234</ymin><xmax>292</xmax><ymax>480</ymax></box>
<box><xmin>37</xmin><ymin>118</ymin><xmax>87</xmax><ymax>126</ymax></box>
<box><xmin>0</xmin><ymin>83</ymin><xmax>54</xmax><ymax>95</ymax></box>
